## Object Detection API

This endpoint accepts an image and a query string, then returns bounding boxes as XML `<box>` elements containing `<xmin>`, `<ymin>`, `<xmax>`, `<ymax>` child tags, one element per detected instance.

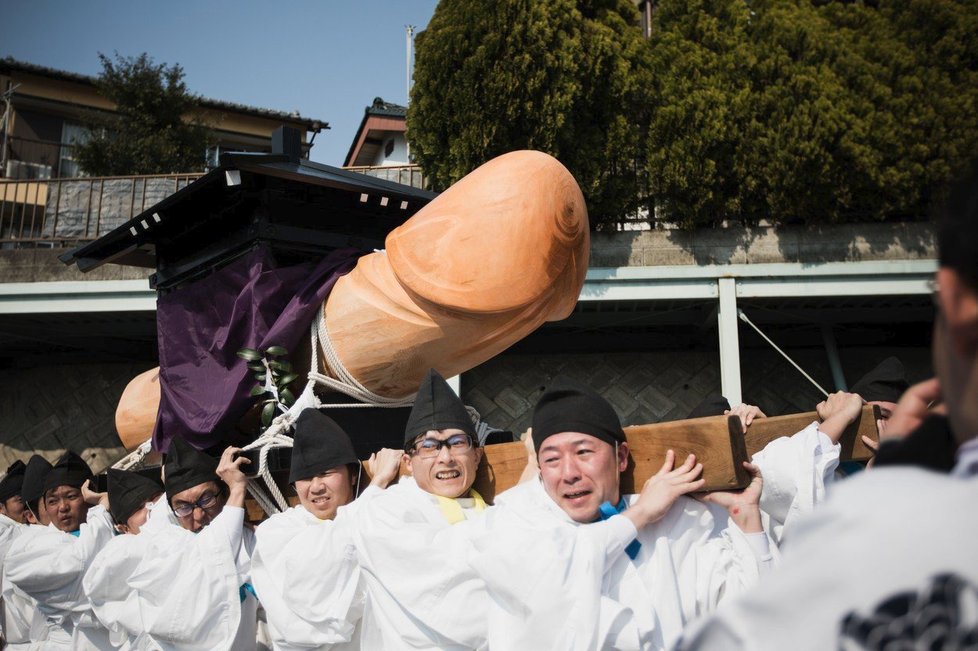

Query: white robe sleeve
<box><xmin>126</xmin><ymin>506</ymin><xmax>246</xmax><ymax>651</ymax></box>
<box><xmin>628</xmin><ymin>496</ymin><xmax>777</xmax><ymax>649</ymax></box>
<box><xmin>352</xmin><ymin>482</ymin><xmax>488</xmax><ymax>650</ymax></box>
<box><xmin>751</xmin><ymin>421</ymin><xmax>841</xmax><ymax>545</ymax></box>
<box><xmin>252</xmin><ymin>502</ymin><xmax>363</xmax><ymax>650</ymax></box>
<box><xmin>82</xmin><ymin>530</ymin><xmax>155</xmax><ymax>647</ymax></box>
<box><xmin>4</xmin><ymin>505</ymin><xmax>115</xmax><ymax>618</ymax></box>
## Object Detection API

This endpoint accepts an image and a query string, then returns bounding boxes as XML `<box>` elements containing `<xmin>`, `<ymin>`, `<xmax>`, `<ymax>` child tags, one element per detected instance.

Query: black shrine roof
<box><xmin>60</xmin><ymin>153</ymin><xmax>437</xmax><ymax>291</ymax></box>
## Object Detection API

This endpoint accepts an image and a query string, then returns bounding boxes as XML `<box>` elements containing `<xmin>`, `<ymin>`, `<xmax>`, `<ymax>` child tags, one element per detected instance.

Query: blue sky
<box><xmin>1</xmin><ymin>0</ymin><xmax>440</xmax><ymax>166</ymax></box>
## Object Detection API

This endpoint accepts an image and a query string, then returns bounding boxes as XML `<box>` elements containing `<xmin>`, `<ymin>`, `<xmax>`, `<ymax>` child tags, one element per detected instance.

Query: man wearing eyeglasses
<box><xmin>83</xmin><ymin>437</ymin><xmax>260</xmax><ymax>651</ymax></box>
<box><xmin>5</xmin><ymin>451</ymin><xmax>116</xmax><ymax>649</ymax></box>
<box><xmin>351</xmin><ymin>368</ymin><xmax>491</xmax><ymax>650</ymax></box>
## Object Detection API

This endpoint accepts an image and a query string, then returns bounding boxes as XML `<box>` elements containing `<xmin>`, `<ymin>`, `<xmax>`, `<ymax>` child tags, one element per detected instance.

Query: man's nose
<box><xmin>436</xmin><ymin>443</ymin><xmax>454</xmax><ymax>462</ymax></box>
<box><xmin>559</xmin><ymin>456</ymin><xmax>582</xmax><ymax>483</ymax></box>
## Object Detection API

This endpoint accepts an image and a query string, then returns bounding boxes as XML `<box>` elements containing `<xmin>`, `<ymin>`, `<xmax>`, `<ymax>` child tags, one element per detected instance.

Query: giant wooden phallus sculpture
<box><xmin>115</xmin><ymin>150</ymin><xmax>590</xmax><ymax>451</ymax></box>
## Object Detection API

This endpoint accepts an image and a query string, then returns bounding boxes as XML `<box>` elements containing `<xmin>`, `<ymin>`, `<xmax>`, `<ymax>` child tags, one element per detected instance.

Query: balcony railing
<box><xmin>343</xmin><ymin>164</ymin><xmax>426</xmax><ymax>190</ymax></box>
<box><xmin>0</xmin><ymin>174</ymin><xmax>202</xmax><ymax>248</ymax></box>
<box><xmin>0</xmin><ymin>161</ymin><xmax>427</xmax><ymax>249</ymax></box>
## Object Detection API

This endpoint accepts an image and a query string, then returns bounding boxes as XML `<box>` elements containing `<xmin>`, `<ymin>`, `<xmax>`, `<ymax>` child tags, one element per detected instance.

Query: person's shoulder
<box><xmin>828</xmin><ymin>466</ymin><xmax>965</xmax><ymax>512</ymax></box>
<box><xmin>492</xmin><ymin>477</ymin><xmax>539</xmax><ymax>507</ymax></box>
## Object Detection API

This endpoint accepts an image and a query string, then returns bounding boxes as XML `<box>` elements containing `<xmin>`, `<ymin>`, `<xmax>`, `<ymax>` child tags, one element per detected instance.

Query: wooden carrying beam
<box><xmin>246</xmin><ymin>404</ymin><xmax>881</xmax><ymax>517</ymax></box>
<box><xmin>471</xmin><ymin>404</ymin><xmax>880</xmax><ymax>503</ymax></box>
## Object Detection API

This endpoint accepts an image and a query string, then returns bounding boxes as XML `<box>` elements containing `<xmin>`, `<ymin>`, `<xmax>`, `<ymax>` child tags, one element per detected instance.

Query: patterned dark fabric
<box><xmin>840</xmin><ymin>573</ymin><xmax>978</xmax><ymax>650</ymax></box>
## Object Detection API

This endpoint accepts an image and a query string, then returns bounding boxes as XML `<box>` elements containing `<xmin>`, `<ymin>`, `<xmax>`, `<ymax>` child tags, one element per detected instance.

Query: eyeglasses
<box><xmin>410</xmin><ymin>434</ymin><xmax>474</xmax><ymax>459</ymax></box>
<box><xmin>172</xmin><ymin>492</ymin><xmax>219</xmax><ymax>518</ymax></box>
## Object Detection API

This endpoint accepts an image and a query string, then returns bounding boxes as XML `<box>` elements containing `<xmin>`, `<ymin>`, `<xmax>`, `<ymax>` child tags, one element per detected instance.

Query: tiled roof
<box><xmin>0</xmin><ymin>57</ymin><xmax>327</xmax><ymax>130</ymax></box>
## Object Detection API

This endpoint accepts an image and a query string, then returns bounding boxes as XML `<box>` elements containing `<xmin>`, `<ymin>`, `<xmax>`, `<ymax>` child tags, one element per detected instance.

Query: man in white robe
<box><xmin>82</xmin><ymin>468</ymin><xmax>166</xmax><ymax>649</ymax></box>
<box><xmin>85</xmin><ymin>438</ymin><xmax>260</xmax><ymax>650</ymax></box>
<box><xmin>0</xmin><ymin>460</ymin><xmax>33</xmax><ymax>651</ymax></box>
<box><xmin>251</xmin><ymin>408</ymin><xmax>401</xmax><ymax>651</ymax></box>
<box><xmin>468</xmin><ymin>377</ymin><xmax>777</xmax><ymax>651</ymax></box>
<box><xmin>126</xmin><ymin>438</ymin><xmax>260</xmax><ymax>651</ymax></box>
<box><xmin>351</xmin><ymin>368</ymin><xmax>492</xmax><ymax>650</ymax></box>
<box><xmin>5</xmin><ymin>451</ymin><xmax>116</xmax><ymax>650</ymax></box>
<box><xmin>676</xmin><ymin>163</ymin><xmax>978</xmax><ymax>651</ymax></box>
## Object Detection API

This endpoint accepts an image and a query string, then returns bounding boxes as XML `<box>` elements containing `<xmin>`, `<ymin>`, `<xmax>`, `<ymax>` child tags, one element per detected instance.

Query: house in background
<box><xmin>343</xmin><ymin>97</ymin><xmax>424</xmax><ymax>188</ymax></box>
<box><xmin>0</xmin><ymin>57</ymin><xmax>327</xmax><ymax>179</ymax></box>
<box><xmin>344</xmin><ymin>97</ymin><xmax>408</xmax><ymax>167</ymax></box>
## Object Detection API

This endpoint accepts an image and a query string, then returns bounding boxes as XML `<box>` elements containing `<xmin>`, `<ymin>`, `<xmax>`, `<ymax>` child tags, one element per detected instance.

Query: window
<box><xmin>59</xmin><ymin>122</ymin><xmax>90</xmax><ymax>178</ymax></box>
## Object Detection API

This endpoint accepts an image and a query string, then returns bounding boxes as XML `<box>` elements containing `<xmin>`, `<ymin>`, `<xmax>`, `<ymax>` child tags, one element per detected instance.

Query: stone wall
<box><xmin>0</xmin><ymin>362</ymin><xmax>153</xmax><ymax>473</ymax></box>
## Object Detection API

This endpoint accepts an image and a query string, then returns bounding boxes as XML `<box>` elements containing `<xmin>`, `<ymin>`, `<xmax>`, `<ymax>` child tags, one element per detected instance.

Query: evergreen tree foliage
<box><xmin>647</xmin><ymin>0</ymin><xmax>978</xmax><ymax>226</ymax></box>
<box><xmin>408</xmin><ymin>0</ymin><xmax>653</xmax><ymax>226</ymax></box>
<box><xmin>73</xmin><ymin>53</ymin><xmax>211</xmax><ymax>176</ymax></box>
<box><xmin>408</xmin><ymin>0</ymin><xmax>978</xmax><ymax>227</ymax></box>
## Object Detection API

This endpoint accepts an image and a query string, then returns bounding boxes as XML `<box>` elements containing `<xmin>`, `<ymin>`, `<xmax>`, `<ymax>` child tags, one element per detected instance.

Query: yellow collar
<box><xmin>435</xmin><ymin>489</ymin><xmax>487</xmax><ymax>524</ymax></box>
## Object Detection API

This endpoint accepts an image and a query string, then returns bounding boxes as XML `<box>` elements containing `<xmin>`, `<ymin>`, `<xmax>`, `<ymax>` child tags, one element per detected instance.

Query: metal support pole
<box><xmin>821</xmin><ymin>324</ymin><xmax>847</xmax><ymax>391</ymax></box>
<box><xmin>717</xmin><ymin>277</ymin><xmax>742</xmax><ymax>405</ymax></box>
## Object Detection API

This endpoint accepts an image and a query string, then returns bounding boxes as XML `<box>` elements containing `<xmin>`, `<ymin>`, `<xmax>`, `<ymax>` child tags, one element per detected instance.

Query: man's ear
<box><xmin>617</xmin><ymin>442</ymin><xmax>630</xmax><ymax>473</ymax></box>
<box><xmin>938</xmin><ymin>267</ymin><xmax>978</xmax><ymax>355</ymax></box>
<box><xmin>403</xmin><ymin>452</ymin><xmax>414</xmax><ymax>476</ymax></box>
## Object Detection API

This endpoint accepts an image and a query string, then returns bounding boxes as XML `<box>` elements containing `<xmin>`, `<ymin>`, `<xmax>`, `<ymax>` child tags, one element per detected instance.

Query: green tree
<box><xmin>408</xmin><ymin>0</ymin><xmax>653</xmax><ymax>226</ymax></box>
<box><xmin>646</xmin><ymin>0</ymin><xmax>978</xmax><ymax>226</ymax></box>
<box><xmin>73</xmin><ymin>53</ymin><xmax>211</xmax><ymax>176</ymax></box>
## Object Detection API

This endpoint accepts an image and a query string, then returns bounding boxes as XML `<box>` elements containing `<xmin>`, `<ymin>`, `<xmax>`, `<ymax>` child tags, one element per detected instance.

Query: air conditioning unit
<box><xmin>5</xmin><ymin>160</ymin><xmax>53</xmax><ymax>180</ymax></box>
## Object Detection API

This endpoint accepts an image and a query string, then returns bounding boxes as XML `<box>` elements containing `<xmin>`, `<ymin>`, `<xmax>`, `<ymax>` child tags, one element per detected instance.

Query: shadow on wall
<box><xmin>0</xmin><ymin>362</ymin><xmax>153</xmax><ymax>473</ymax></box>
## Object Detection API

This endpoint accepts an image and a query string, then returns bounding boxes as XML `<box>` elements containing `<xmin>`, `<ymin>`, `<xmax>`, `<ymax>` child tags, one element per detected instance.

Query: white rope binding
<box><xmin>242</xmin><ymin>305</ymin><xmax>499</xmax><ymax>516</ymax></box>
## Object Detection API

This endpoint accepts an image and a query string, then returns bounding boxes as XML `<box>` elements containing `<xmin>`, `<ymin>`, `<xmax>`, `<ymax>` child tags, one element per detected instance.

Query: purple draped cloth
<box><xmin>153</xmin><ymin>245</ymin><xmax>361</xmax><ymax>452</ymax></box>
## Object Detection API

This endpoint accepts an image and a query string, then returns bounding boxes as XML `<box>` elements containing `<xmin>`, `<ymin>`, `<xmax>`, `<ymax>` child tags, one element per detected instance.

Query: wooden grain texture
<box><xmin>324</xmin><ymin>150</ymin><xmax>589</xmax><ymax>398</ymax></box>
<box><xmin>469</xmin><ymin>405</ymin><xmax>880</xmax><ymax>502</ymax></box>
<box><xmin>245</xmin><ymin>405</ymin><xmax>881</xmax><ymax>516</ymax></box>
<box><xmin>743</xmin><ymin>404</ymin><xmax>880</xmax><ymax>460</ymax></box>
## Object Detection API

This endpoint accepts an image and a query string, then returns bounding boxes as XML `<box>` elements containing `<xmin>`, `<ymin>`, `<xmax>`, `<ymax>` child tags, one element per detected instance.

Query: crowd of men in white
<box><xmin>1</xmin><ymin>168</ymin><xmax>976</xmax><ymax>651</ymax></box>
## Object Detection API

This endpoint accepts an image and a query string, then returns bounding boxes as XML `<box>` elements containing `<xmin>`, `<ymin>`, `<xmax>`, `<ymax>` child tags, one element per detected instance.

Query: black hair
<box><xmin>936</xmin><ymin>162</ymin><xmax>978</xmax><ymax>292</ymax></box>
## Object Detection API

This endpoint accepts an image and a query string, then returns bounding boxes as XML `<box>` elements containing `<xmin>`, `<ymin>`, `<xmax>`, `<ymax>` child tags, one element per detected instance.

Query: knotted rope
<box><xmin>242</xmin><ymin>306</ymin><xmax>496</xmax><ymax>516</ymax></box>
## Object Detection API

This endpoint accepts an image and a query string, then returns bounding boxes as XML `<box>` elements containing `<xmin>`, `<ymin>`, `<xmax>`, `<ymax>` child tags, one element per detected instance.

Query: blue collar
<box><xmin>597</xmin><ymin>499</ymin><xmax>641</xmax><ymax>560</ymax></box>
<box><xmin>68</xmin><ymin>529</ymin><xmax>81</xmax><ymax>537</ymax></box>
<box><xmin>239</xmin><ymin>582</ymin><xmax>257</xmax><ymax>603</ymax></box>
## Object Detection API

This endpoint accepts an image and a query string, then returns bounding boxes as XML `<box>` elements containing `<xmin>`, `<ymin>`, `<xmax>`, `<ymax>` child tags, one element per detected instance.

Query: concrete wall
<box><xmin>0</xmin><ymin>248</ymin><xmax>150</xmax><ymax>283</ymax></box>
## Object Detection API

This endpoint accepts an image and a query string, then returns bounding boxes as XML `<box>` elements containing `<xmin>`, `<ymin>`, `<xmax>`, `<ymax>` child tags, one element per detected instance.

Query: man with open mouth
<box><xmin>466</xmin><ymin>376</ymin><xmax>778</xmax><ymax>651</ymax></box>
<box><xmin>5</xmin><ymin>451</ymin><xmax>116</xmax><ymax>649</ymax></box>
<box><xmin>251</xmin><ymin>408</ymin><xmax>401</xmax><ymax>650</ymax></box>
<box><xmin>351</xmin><ymin>368</ymin><xmax>492</xmax><ymax>650</ymax></box>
